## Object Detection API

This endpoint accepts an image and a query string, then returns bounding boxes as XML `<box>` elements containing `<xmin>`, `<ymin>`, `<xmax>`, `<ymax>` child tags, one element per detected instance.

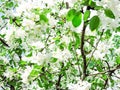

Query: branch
<box><xmin>104</xmin><ymin>60</ymin><xmax>111</xmax><ymax>71</ymax></box>
<box><xmin>66</xmin><ymin>2</ymin><xmax>69</xmax><ymax>9</ymax></box>
<box><xmin>89</xmin><ymin>65</ymin><xmax>120</xmax><ymax>76</ymax></box>
<box><xmin>104</xmin><ymin>78</ymin><xmax>108</xmax><ymax>89</ymax></box>
<box><xmin>0</xmin><ymin>38</ymin><xmax>9</xmax><ymax>47</ymax></box>
<box><xmin>87</xmin><ymin>29</ymin><xmax>105</xmax><ymax>67</ymax></box>
<box><xmin>1</xmin><ymin>86</ymin><xmax>5</xmax><ymax>90</ymax></box>
<box><xmin>114</xmin><ymin>75</ymin><xmax>120</xmax><ymax>79</ymax></box>
<box><xmin>0</xmin><ymin>23</ymin><xmax>7</xmax><ymax>31</ymax></box>
<box><xmin>0</xmin><ymin>22</ymin><xmax>9</xmax><ymax>47</ymax></box>
<box><xmin>45</xmin><ymin>34</ymin><xmax>51</xmax><ymax>44</ymax></box>
<box><xmin>103</xmin><ymin>61</ymin><xmax>111</xmax><ymax>89</ymax></box>
<box><xmin>80</xmin><ymin>6</ymin><xmax>94</xmax><ymax>80</ymax></box>
<box><xmin>56</xmin><ymin>62</ymin><xmax>64</xmax><ymax>90</ymax></box>
<box><xmin>85</xmin><ymin>39</ymin><xmax>96</xmax><ymax>49</ymax></box>
<box><xmin>33</xmin><ymin>69</ymin><xmax>55</xmax><ymax>84</ymax></box>
<box><xmin>40</xmin><ymin>34</ymin><xmax>63</xmax><ymax>52</ymax></box>
<box><xmin>81</xmin><ymin>20</ymin><xmax>87</xmax><ymax>80</ymax></box>
<box><xmin>10</xmin><ymin>85</ymin><xmax>15</xmax><ymax>90</ymax></box>
<box><xmin>76</xmin><ymin>56</ymin><xmax>82</xmax><ymax>78</ymax></box>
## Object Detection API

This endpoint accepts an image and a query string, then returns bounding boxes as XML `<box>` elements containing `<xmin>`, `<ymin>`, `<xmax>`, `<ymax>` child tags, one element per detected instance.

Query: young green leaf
<box><xmin>40</xmin><ymin>14</ymin><xmax>48</xmax><ymax>23</ymax></box>
<box><xmin>105</xmin><ymin>29</ymin><xmax>112</xmax><ymax>39</ymax></box>
<box><xmin>50</xmin><ymin>57</ymin><xmax>58</xmax><ymax>63</ymax></box>
<box><xmin>38</xmin><ymin>79</ymin><xmax>43</xmax><ymax>87</ymax></box>
<box><xmin>72</xmin><ymin>12</ymin><xmax>82</xmax><ymax>27</ymax></box>
<box><xmin>10</xmin><ymin>17</ymin><xmax>13</xmax><ymax>24</ymax></box>
<box><xmin>89</xmin><ymin>15</ymin><xmax>100</xmax><ymax>31</ymax></box>
<box><xmin>116</xmin><ymin>56</ymin><xmax>120</xmax><ymax>64</ymax></box>
<box><xmin>73</xmin><ymin>32</ymin><xmax>81</xmax><ymax>48</ymax></box>
<box><xmin>116</xmin><ymin>26</ymin><xmax>120</xmax><ymax>32</ymax></box>
<box><xmin>104</xmin><ymin>9</ymin><xmax>115</xmax><ymax>19</ymax></box>
<box><xmin>84</xmin><ymin>10</ymin><xmax>90</xmax><ymax>21</ymax></box>
<box><xmin>6</xmin><ymin>2</ymin><xmax>14</xmax><ymax>8</ymax></box>
<box><xmin>26</xmin><ymin>52</ymin><xmax>32</xmax><ymax>57</ymax></box>
<box><xmin>66</xmin><ymin>9</ymin><xmax>76</xmax><ymax>21</ymax></box>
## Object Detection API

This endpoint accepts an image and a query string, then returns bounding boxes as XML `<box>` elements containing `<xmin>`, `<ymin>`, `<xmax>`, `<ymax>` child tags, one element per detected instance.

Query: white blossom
<box><xmin>52</xmin><ymin>49</ymin><xmax>72</xmax><ymax>61</ymax></box>
<box><xmin>67</xmin><ymin>80</ymin><xmax>91</xmax><ymax>90</ymax></box>
<box><xmin>22</xmin><ymin>52</ymin><xmax>51</xmax><ymax>65</ymax></box>
<box><xmin>93</xmin><ymin>41</ymin><xmax>112</xmax><ymax>60</ymax></box>
<box><xmin>21</xmin><ymin>66</ymin><xmax>33</xmax><ymax>84</ymax></box>
<box><xmin>22</xmin><ymin>18</ymin><xmax>35</xmax><ymax>29</ymax></box>
<box><xmin>31</xmin><ymin>41</ymin><xmax>45</xmax><ymax>49</ymax></box>
<box><xmin>0</xmin><ymin>57</ymin><xmax>9</xmax><ymax>64</ymax></box>
<box><xmin>0</xmin><ymin>0</ymin><xmax>120</xmax><ymax>89</ymax></box>
<box><xmin>61</xmin><ymin>35</ymin><xmax>71</xmax><ymax>44</ymax></box>
<box><xmin>3</xmin><ymin>68</ymin><xmax>14</xmax><ymax>80</ymax></box>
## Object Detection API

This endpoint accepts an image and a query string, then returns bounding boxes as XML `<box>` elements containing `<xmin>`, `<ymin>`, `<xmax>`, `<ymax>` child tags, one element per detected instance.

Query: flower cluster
<box><xmin>0</xmin><ymin>0</ymin><xmax>120</xmax><ymax>90</ymax></box>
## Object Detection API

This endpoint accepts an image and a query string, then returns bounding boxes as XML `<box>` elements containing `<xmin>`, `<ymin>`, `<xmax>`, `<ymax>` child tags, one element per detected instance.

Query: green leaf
<box><xmin>40</xmin><ymin>14</ymin><xmax>48</xmax><ymax>23</ymax></box>
<box><xmin>88</xmin><ymin>0</ymin><xmax>92</xmax><ymax>5</ymax></box>
<box><xmin>116</xmin><ymin>26</ymin><xmax>120</xmax><ymax>32</ymax></box>
<box><xmin>102</xmin><ymin>74</ymin><xmax>108</xmax><ymax>80</ymax></box>
<box><xmin>0</xmin><ymin>8</ymin><xmax>4</xmax><ymax>13</ymax></box>
<box><xmin>97</xmin><ymin>79</ymin><xmax>104</xmax><ymax>87</ymax></box>
<box><xmin>89</xmin><ymin>15</ymin><xmax>100</xmax><ymax>31</ymax></box>
<box><xmin>19</xmin><ymin>60</ymin><xmax>27</xmax><ymax>66</ymax></box>
<box><xmin>50</xmin><ymin>57</ymin><xmax>57</xmax><ymax>63</ymax></box>
<box><xmin>66</xmin><ymin>9</ymin><xmax>76</xmax><ymax>21</ymax></box>
<box><xmin>96</xmin><ymin>60</ymin><xmax>103</xmax><ymax>72</ymax></box>
<box><xmin>84</xmin><ymin>10</ymin><xmax>90</xmax><ymax>21</ymax></box>
<box><xmin>59</xmin><ymin>43</ymin><xmax>66</xmax><ymax>50</ymax></box>
<box><xmin>89</xmin><ymin>1</ymin><xmax>96</xmax><ymax>7</ymax></box>
<box><xmin>38</xmin><ymin>79</ymin><xmax>43</xmax><ymax>87</ymax></box>
<box><xmin>15</xmin><ymin>18</ymin><xmax>22</xmax><ymax>26</ymax></box>
<box><xmin>110</xmin><ymin>78</ymin><xmax>115</xmax><ymax>86</ymax></box>
<box><xmin>8</xmin><ymin>81</ymin><xmax>16</xmax><ymax>86</ymax></box>
<box><xmin>9</xmin><ymin>68</ymin><xmax>17</xmax><ymax>72</ymax></box>
<box><xmin>42</xmin><ymin>8</ymin><xmax>51</xmax><ymax>15</ymax></box>
<box><xmin>72</xmin><ymin>12</ymin><xmax>82</xmax><ymax>27</ymax></box>
<box><xmin>89</xmin><ymin>36</ymin><xmax>95</xmax><ymax>46</ymax></box>
<box><xmin>104</xmin><ymin>9</ymin><xmax>115</xmax><ymax>19</ymax></box>
<box><xmin>105</xmin><ymin>29</ymin><xmax>112</xmax><ymax>39</ymax></box>
<box><xmin>0</xmin><ymin>60</ymin><xmax>4</xmax><ymax>65</ymax></box>
<box><xmin>88</xmin><ymin>59</ymin><xmax>95</xmax><ymax>68</ymax></box>
<box><xmin>94</xmin><ymin>6</ymin><xmax>103</xmax><ymax>10</ymax></box>
<box><xmin>29</xmin><ymin>69</ymin><xmax>39</xmax><ymax>78</ymax></box>
<box><xmin>15</xmin><ymin>48</ymin><xmax>22</xmax><ymax>56</ymax></box>
<box><xmin>73</xmin><ymin>32</ymin><xmax>81</xmax><ymax>48</ymax></box>
<box><xmin>68</xmin><ymin>41</ymin><xmax>73</xmax><ymax>51</ymax></box>
<box><xmin>10</xmin><ymin>17</ymin><xmax>13</xmax><ymax>24</ymax></box>
<box><xmin>116</xmin><ymin>56</ymin><xmax>120</xmax><ymax>64</ymax></box>
<box><xmin>112</xmin><ymin>35</ymin><xmax>120</xmax><ymax>48</ymax></box>
<box><xmin>1</xmin><ymin>15</ymin><xmax>6</xmax><ymax>19</ymax></box>
<box><xmin>32</xmin><ymin>8</ymin><xmax>40</xmax><ymax>14</ymax></box>
<box><xmin>6</xmin><ymin>2</ymin><xmax>14</xmax><ymax>8</ymax></box>
<box><xmin>81</xmin><ymin>0</ymin><xmax>89</xmax><ymax>6</ymax></box>
<box><xmin>34</xmin><ymin>64</ymin><xmax>42</xmax><ymax>70</ymax></box>
<box><xmin>26</xmin><ymin>52</ymin><xmax>32</xmax><ymax>57</ymax></box>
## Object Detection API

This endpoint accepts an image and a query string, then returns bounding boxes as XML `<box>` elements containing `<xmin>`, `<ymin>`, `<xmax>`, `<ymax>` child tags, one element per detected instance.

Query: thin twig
<box><xmin>0</xmin><ymin>23</ymin><xmax>7</xmax><ymax>31</ymax></box>
<box><xmin>114</xmin><ymin>75</ymin><xmax>120</xmax><ymax>79</ymax></box>
<box><xmin>89</xmin><ymin>65</ymin><xmax>120</xmax><ymax>76</ymax></box>
<box><xmin>74</xmin><ymin>47</ymin><xmax>82</xmax><ymax>79</ymax></box>
<box><xmin>104</xmin><ymin>60</ymin><xmax>111</xmax><ymax>71</ymax></box>
<box><xmin>56</xmin><ymin>62</ymin><xmax>64</xmax><ymax>90</ymax></box>
<box><xmin>85</xmin><ymin>40</ymin><xmax>96</xmax><ymax>49</ymax></box>
<box><xmin>0</xmin><ymin>38</ymin><xmax>9</xmax><ymax>47</ymax></box>
<box><xmin>87</xmin><ymin>29</ymin><xmax>105</xmax><ymax>67</ymax></box>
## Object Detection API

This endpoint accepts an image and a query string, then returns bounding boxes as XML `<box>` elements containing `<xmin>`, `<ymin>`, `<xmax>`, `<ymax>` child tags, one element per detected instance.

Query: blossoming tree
<box><xmin>0</xmin><ymin>0</ymin><xmax>120</xmax><ymax>90</ymax></box>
